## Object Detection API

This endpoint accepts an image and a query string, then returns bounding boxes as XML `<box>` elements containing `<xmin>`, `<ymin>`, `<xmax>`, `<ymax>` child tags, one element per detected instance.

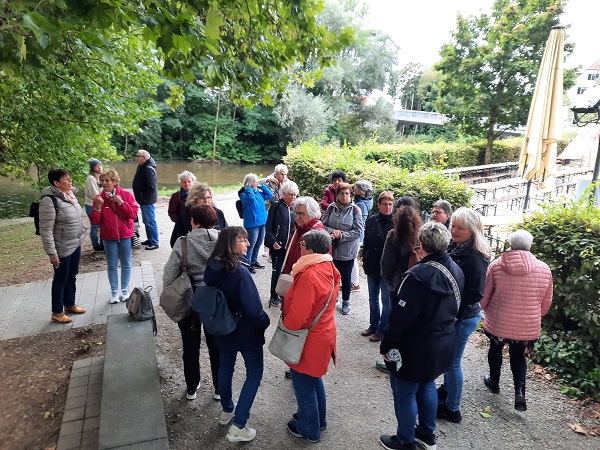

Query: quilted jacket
<box><xmin>481</xmin><ymin>250</ymin><xmax>553</xmax><ymax>340</ymax></box>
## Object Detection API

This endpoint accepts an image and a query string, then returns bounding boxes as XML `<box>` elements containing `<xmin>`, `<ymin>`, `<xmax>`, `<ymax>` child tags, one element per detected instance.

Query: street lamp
<box><xmin>571</xmin><ymin>87</ymin><xmax>600</xmax><ymax>182</ymax></box>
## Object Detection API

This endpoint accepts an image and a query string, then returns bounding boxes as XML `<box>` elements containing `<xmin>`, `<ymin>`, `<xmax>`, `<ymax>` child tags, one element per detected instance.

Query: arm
<box><xmin>258</xmin><ymin>183</ymin><xmax>273</xmax><ymax>201</ymax></box>
<box><xmin>540</xmin><ymin>270</ymin><xmax>553</xmax><ymax>316</ymax></box>
<box><xmin>321</xmin><ymin>205</ymin><xmax>334</xmax><ymax>233</ymax></box>
<box><xmin>283</xmin><ymin>271</ymin><xmax>322</xmax><ymax>330</ymax></box>
<box><xmin>264</xmin><ymin>203</ymin><xmax>279</xmax><ymax>249</ymax></box>
<box><xmin>170</xmin><ymin>213</ymin><xmax>186</xmax><ymax>248</ymax></box>
<box><xmin>339</xmin><ymin>206</ymin><xmax>364</xmax><ymax>242</ymax></box>
<box><xmin>39</xmin><ymin>196</ymin><xmax>58</xmax><ymax>261</ymax></box>
<box><xmin>380</xmin><ymin>233</ymin><xmax>398</xmax><ymax>286</ymax></box>
<box><xmin>238</xmin><ymin>270</ymin><xmax>270</xmax><ymax>332</ymax></box>
<box><xmin>321</xmin><ymin>187</ymin><xmax>331</xmax><ymax>211</ymax></box>
<box><xmin>480</xmin><ymin>262</ymin><xmax>496</xmax><ymax>311</ymax></box>
<box><xmin>163</xmin><ymin>239</ymin><xmax>183</xmax><ymax>286</ymax></box>
<box><xmin>168</xmin><ymin>192</ymin><xmax>180</xmax><ymax>222</ymax></box>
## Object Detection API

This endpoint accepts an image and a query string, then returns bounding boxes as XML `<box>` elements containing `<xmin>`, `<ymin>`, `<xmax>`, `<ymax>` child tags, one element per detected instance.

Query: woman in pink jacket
<box><xmin>480</xmin><ymin>230</ymin><xmax>553</xmax><ymax>412</ymax></box>
<box><xmin>91</xmin><ymin>169</ymin><xmax>139</xmax><ymax>304</ymax></box>
<box><xmin>282</xmin><ymin>229</ymin><xmax>340</xmax><ymax>443</ymax></box>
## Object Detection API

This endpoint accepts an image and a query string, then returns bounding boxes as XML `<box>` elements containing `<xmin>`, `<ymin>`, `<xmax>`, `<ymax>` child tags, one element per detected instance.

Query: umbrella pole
<box><xmin>523</xmin><ymin>179</ymin><xmax>533</xmax><ymax>211</ymax></box>
<box><xmin>593</xmin><ymin>137</ymin><xmax>600</xmax><ymax>183</ymax></box>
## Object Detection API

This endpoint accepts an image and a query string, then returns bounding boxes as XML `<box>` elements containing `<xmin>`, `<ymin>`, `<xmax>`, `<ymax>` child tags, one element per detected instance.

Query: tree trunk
<box><xmin>212</xmin><ymin>90</ymin><xmax>221</xmax><ymax>162</ymax></box>
<box><xmin>123</xmin><ymin>135</ymin><xmax>128</xmax><ymax>157</ymax></box>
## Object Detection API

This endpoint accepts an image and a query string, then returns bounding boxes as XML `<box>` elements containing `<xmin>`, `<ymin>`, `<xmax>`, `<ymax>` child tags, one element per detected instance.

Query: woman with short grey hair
<box><xmin>302</xmin><ymin>229</ymin><xmax>332</xmax><ymax>255</ymax></box>
<box><xmin>419</xmin><ymin>221</ymin><xmax>451</xmax><ymax>254</ymax></box>
<box><xmin>169</xmin><ymin>171</ymin><xmax>198</xmax><ymax>222</ymax></box>
<box><xmin>481</xmin><ymin>229</ymin><xmax>553</xmax><ymax>412</ymax></box>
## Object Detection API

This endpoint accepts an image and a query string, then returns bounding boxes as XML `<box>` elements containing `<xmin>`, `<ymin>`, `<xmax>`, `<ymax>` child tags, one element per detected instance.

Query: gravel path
<box><xmin>136</xmin><ymin>192</ymin><xmax>597</xmax><ymax>450</ymax></box>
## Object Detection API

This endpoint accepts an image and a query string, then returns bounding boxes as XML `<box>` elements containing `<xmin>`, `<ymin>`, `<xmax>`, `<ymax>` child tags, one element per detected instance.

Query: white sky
<box><xmin>364</xmin><ymin>0</ymin><xmax>599</xmax><ymax>70</ymax></box>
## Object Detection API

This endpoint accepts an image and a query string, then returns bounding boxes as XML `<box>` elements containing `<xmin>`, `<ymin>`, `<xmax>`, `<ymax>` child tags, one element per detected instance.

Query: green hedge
<box><xmin>284</xmin><ymin>141</ymin><xmax>472</xmax><ymax>212</ymax></box>
<box><xmin>521</xmin><ymin>195</ymin><xmax>600</xmax><ymax>400</ymax></box>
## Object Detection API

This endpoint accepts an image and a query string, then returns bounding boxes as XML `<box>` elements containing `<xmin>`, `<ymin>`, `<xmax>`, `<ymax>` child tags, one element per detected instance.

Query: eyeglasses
<box><xmin>236</xmin><ymin>238</ymin><xmax>249</xmax><ymax>243</ymax></box>
<box><xmin>294</xmin><ymin>211</ymin><xmax>307</xmax><ymax>217</ymax></box>
<box><xmin>299</xmin><ymin>242</ymin><xmax>309</xmax><ymax>249</ymax></box>
<box><xmin>432</xmin><ymin>210</ymin><xmax>446</xmax><ymax>215</ymax></box>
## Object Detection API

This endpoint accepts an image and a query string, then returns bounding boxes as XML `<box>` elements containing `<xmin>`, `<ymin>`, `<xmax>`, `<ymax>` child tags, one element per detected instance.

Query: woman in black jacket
<box><xmin>379</xmin><ymin>221</ymin><xmax>464</xmax><ymax>450</ymax></box>
<box><xmin>264</xmin><ymin>181</ymin><xmax>298</xmax><ymax>307</ymax></box>
<box><xmin>360</xmin><ymin>191</ymin><xmax>394</xmax><ymax>342</ymax></box>
<box><xmin>437</xmin><ymin>207</ymin><xmax>490</xmax><ymax>424</ymax></box>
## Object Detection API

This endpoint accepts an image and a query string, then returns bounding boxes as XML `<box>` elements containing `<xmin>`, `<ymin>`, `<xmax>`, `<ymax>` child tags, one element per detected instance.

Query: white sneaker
<box><xmin>120</xmin><ymin>289</ymin><xmax>129</xmax><ymax>302</ymax></box>
<box><xmin>226</xmin><ymin>424</ymin><xmax>256</xmax><ymax>442</ymax></box>
<box><xmin>219</xmin><ymin>406</ymin><xmax>236</xmax><ymax>426</ymax></box>
<box><xmin>186</xmin><ymin>383</ymin><xmax>200</xmax><ymax>400</ymax></box>
<box><xmin>109</xmin><ymin>292</ymin><xmax>119</xmax><ymax>304</ymax></box>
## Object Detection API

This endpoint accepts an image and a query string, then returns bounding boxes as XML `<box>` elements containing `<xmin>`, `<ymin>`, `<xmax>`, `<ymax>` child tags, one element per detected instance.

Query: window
<box><xmin>577</xmin><ymin>87</ymin><xmax>588</xmax><ymax>95</ymax></box>
<box><xmin>588</xmin><ymin>73</ymin><xmax>599</xmax><ymax>81</ymax></box>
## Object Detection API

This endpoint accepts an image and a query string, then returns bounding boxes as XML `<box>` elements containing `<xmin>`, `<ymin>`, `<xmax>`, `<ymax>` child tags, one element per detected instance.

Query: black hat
<box><xmin>88</xmin><ymin>158</ymin><xmax>102</xmax><ymax>170</ymax></box>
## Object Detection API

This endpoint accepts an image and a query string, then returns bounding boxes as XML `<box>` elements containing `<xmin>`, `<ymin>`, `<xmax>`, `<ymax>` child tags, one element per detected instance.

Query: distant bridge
<box><xmin>393</xmin><ymin>109</ymin><xmax>526</xmax><ymax>136</ymax></box>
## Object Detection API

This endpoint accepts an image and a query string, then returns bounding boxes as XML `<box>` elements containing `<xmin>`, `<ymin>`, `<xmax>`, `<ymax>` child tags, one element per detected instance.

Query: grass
<box><xmin>0</xmin><ymin>222</ymin><xmax>48</xmax><ymax>285</ymax></box>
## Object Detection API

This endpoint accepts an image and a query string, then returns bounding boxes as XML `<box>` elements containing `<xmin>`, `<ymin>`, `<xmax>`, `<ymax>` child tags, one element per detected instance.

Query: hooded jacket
<box><xmin>203</xmin><ymin>257</ymin><xmax>270</xmax><ymax>351</ymax></box>
<box><xmin>163</xmin><ymin>227</ymin><xmax>219</xmax><ymax>287</ymax></box>
<box><xmin>362</xmin><ymin>212</ymin><xmax>394</xmax><ymax>278</ymax></box>
<box><xmin>322</xmin><ymin>202</ymin><xmax>363</xmax><ymax>261</ymax></box>
<box><xmin>240</xmin><ymin>184</ymin><xmax>273</xmax><ymax>228</ymax></box>
<box><xmin>264</xmin><ymin>199</ymin><xmax>295</xmax><ymax>250</ymax></box>
<box><xmin>481</xmin><ymin>250</ymin><xmax>553</xmax><ymax>340</ymax></box>
<box><xmin>132</xmin><ymin>157</ymin><xmax>158</xmax><ymax>205</ymax></box>
<box><xmin>90</xmin><ymin>186</ymin><xmax>139</xmax><ymax>241</ymax></box>
<box><xmin>321</xmin><ymin>184</ymin><xmax>336</xmax><ymax>211</ymax></box>
<box><xmin>38</xmin><ymin>186</ymin><xmax>85</xmax><ymax>258</ymax></box>
<box><xmin>380</xmin><ymin>252</ymin><xmax>464</xmax><ymax>382</ymax></box>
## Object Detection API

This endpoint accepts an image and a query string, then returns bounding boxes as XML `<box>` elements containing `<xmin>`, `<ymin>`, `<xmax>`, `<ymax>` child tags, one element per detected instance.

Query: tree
<box><xmin>435</xmin><ymin>0</ymin><xmax>566</xmax><ymax>163</ymax></box>
<box><xmin>0</xmin><ymin>35</ymin><xmax>161</xmax><ymax>187</ymax></box>
<box><xmin>1</xmin><ymin>0</ymin><xmax>353</xmax><ymax>105</ymax></box>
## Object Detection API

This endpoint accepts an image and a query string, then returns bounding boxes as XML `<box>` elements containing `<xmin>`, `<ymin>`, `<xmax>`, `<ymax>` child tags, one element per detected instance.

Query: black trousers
<box><xmin>269</xmin><ymin>248</ymin><xmax>285</xmax><ymax>299</ymax></box>
<box><xmin>178</xmin><ymin>313</ymin><xmax>220</xmax><ymax>393</ymax></box>
<box><xmin>487</xmin><ymin>334</ymin><xmax>527</xmax><ymax>386</ymax></box>
<box><xmin>333</xmin><ymin>258</ymin><xmax>354</xmax><ymax>302</ymax></box>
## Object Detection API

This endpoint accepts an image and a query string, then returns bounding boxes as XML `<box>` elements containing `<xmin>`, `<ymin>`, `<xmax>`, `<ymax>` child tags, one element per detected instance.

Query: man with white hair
<box><xmin>132</xmin><ymin>149</ymin><xmax>159</xmax><ymax>250</ymax></box>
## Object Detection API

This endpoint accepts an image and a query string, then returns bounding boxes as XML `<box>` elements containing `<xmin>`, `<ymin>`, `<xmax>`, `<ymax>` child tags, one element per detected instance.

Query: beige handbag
<box><xmin>274</xmin><ymin>237</ymin><xmax>294</xmax><ymax>297</ymax></box>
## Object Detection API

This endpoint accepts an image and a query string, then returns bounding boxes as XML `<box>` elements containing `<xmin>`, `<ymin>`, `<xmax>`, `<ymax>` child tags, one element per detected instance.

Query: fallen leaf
<box><xmin>569</xmin><ymin>423</ymin><xmax>587</xmax><ymax>435</ymax></box>
<box><xmin>480</xmin><ymin>411</ymin><xmax>492</xmax><ymax>419</ymax></box>
<box><xmin>483</xmin><ymin>405</ymin><xmax>491</xmax><ymax>414</ymax></box>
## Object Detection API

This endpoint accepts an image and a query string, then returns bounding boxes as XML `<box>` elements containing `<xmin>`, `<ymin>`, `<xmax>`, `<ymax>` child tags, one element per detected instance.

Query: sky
<box><xmin>364</xmin><ymin>0</ymin><xmax>599</xmax><ymax>70</ymax></box>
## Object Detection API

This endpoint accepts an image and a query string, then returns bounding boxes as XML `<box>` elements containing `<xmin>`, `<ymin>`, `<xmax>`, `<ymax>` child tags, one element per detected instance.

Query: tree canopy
<box><xmin>434</xmin><ymin>0</ymin><xmax>567</xmax><ymax>163</ymax></box>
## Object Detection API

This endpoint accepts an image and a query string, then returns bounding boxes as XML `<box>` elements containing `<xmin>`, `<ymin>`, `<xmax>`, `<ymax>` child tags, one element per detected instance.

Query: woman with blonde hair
<box><xmin>437</xmin><ymin>207</ymin><xmax>490</xmax><ymax>423</ymax></box>
<box><xmin>170</xmin><ymin>182</ymin><xmax>228</xmax><ymax>247</ymax></box>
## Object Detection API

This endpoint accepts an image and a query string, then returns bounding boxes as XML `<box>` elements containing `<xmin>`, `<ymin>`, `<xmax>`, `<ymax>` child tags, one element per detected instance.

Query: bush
<box><xmin>284</xmin><ymin>141</ymin><xmax>472</xmax><ymax>212</ymax></box>
<box><xmin>521</xmin><ymin>195</ymin><xmax>600</xmax><ymax>400</ymax></box>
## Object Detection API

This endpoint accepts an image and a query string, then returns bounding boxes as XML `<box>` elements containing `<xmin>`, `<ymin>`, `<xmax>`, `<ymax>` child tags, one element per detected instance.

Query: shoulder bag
<box><xmin>269</xmin><ymin>275</ymin><xmax>335</xmax><ymax>365</ymax></box>
<box><xmin>159</xmin><ymin>236</ymin><xmax>194</xmax><ymax>322</ymax></box>
<box><xmin>274</xmin><ymin>233</ymin><xmax>295</xmax><ymax>297</ymax></box>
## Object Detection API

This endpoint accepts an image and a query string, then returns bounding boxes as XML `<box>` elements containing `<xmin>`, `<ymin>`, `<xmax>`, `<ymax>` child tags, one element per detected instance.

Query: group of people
<box><xmin>38</xmin><ymin>157</ymin><xmax>555</xmax><ymax>448</ymax></box>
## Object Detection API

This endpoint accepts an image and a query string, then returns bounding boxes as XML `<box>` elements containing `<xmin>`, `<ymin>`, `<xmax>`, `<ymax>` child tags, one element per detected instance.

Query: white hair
<box><xmin>274</xmin><ymin>164</ymin><xmax>288</xmax><ymax>175</ymax></box>
<box><xmin>281</xmin><ymin>180</ymin><xmax>299</xmax><ymax>195</ymax></box>
<box><xmin>509</xmin><ymin>230</ymin><xmax>534</xmax><ymax>251</ymax></box>
<box><xmin>137</xmin><ymin>149</ymin><xmax>151</xmax><ymax>160</ymax></box>
<box><xmin>177</xmin><ymin>171</ymin><xmax>196</xmax><ymax>182</ymax></box>
<box><xmin>243</xmin><ymin>173</ymin><xmax>258</xmax><ymax>187</ymax></box>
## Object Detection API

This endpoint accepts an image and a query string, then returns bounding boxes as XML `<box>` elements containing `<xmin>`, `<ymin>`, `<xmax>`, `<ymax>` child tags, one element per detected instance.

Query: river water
<box><xmin>0</xmin><ymin>161</ymin><xmax>274</xmax><ymax>219</ymax></box>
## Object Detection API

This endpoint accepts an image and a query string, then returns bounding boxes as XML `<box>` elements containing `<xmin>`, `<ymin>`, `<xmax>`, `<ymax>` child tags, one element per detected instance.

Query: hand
<box><xmin>273</xmin><ymin>242</ymin><xmax>281</xmax><ymax>250</ymax></box>
<box><xmin>332</xmin><ymin>230</ymin><xmax>343</xmax><ymax>239</ymax></box>
<box><xmin>49</xmin><ymin>256</ymin><xmax>59</xmax><ymax>268</ymax></box>
<box><xmin>111</xmin><ymin>194</ymin><xmax>123</xmax><ymax>204</ymax></box>
<box><xmin>93</xmin><ymin>196</ymin><xmax>104</xmax><ymax>209</ymax></box>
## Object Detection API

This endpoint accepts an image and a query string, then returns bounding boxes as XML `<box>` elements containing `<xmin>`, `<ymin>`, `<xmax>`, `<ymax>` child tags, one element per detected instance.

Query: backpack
<box><xmin>126</xmin><ymin>286</ymin><xmax>157</xmax><ymax>335</ymax></box>
<box><xmin>159</xmin><ymin>237</ymin><xmax>194</xmax><ymax>323</ymax></box>
<box><xmin>192</xmin><ymin>286</ymin><xmax>240</xmax><ymax>335</ymax></box>
<box><xmin>235</xmin><ymin>199</ymin><xmax>244</xmax><ymax>219</ymax></box>
<box><xmin>29</xmin><ymin>195</ymin><xmax>58</xmax><ymax>235</ymax></box>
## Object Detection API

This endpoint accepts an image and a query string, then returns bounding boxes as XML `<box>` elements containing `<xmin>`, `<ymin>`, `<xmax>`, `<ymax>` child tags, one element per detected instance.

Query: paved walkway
<box><xmin>0</xmin><ymin>261</ymin><xmax>158</xmax><ymax>450</ymax></box>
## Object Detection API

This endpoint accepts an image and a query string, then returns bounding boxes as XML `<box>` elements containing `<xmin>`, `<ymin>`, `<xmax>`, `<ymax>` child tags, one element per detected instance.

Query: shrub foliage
<box><xmin>284</xmin><ymin>141</ymin><xmax>472</xmax><ymax>212</ymax></box>
<box><xmin>521</xmin><ymin>196</ymin><xmax>600</xmax><ymax>400</ymax></box>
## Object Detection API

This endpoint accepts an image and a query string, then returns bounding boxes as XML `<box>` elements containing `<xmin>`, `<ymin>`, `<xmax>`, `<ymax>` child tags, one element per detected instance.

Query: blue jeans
<box><xmin>139</xmin><ymin>203</ymin><xmax>159</xmax><ymax>245</ymax></box>
<box><xmin>104</xmin><ymin>239</ymin><xmax>132</xmax><ymax>293</ymax></box>
<box><xmin>443</xmin><ymin>314</ymin><xmax>481</xmax><ymax>411</ymax></box>
<box><xmin>367</xmin><ymin>275</ymin><xmax>391</xmax><ymax>335</ymax></box>
<box><xmin>51</xmin><ymin>246</ymin><xmax>81</xmax><ymax>314</ymax></box>
<box><xmin>219</xmin><ymin>348</ymin><xmax>264</xmax><ymax>429</ymax></box>
<box><xmin>290</xmin><ymin>368</ymin><xmax>327</xmax><ymax>441</ymax></box>
<box><xmin>389</xmin><ymin>375</ymin><xmax>436</xmax><ymax>444</ymax></box>
<box><xmin>246</xmin><ymin>225</ymin><xmax>265</xmax><ymax>265</ymax></box>
<box><xmin>85</xmin><ymin>205</ymin><xmax>101</xmax><ymax>247</ymax></box>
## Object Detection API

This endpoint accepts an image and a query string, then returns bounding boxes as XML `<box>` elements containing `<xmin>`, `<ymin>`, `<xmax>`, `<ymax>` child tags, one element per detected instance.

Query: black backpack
<box><xmin>192</xmin><ymin>286</ymin><xmax>240</xmax><ymax>335</ymax></box>
<box><xmin>29</xmin><ymin>195</ymin><xmax>59</xmax><ymax>235</ymax></box>
<box><xmin>235</xmin><ymin>199</ymin><xmax>244</xmax><ymax>219</ymax></box>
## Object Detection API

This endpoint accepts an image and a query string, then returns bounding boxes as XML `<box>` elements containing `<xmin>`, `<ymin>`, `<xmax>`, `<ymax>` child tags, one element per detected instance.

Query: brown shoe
<box><xmin>369</xmin><ymin>333</ymin><xmax>384</xmax><ymax>342</ymax></box>
<box><xmin>361</xmin><ymin>328</ymin><xmax>375</xmax><ymax>337</ymax></box>
<box><xmin>351</xmin><ymin>284</ymin><xmax>360</xmax><ymax>292</ymax></box>
<box><xmin>64</xmin><ymin>305</ymin><xmax>86</xmax><ymax>314</ymax></box>
<box><xmin>51</xmin><ymin>313</ymin><xmax>73</xmax><ymax>324</ymax></box>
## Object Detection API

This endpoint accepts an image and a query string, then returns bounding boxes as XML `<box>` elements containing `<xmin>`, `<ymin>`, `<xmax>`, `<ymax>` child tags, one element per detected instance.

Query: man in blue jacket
<box><xmin>379</xmin><ymin>222</ymin><xmax>464</xmax><ymax>450</ymax></box>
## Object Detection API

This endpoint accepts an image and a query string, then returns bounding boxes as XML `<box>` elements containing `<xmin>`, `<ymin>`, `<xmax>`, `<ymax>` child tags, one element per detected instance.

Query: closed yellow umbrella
<box><xmin>518</xmin><ymin>26</ymin><xmax>565</xmax><ymax>186</ymax></box>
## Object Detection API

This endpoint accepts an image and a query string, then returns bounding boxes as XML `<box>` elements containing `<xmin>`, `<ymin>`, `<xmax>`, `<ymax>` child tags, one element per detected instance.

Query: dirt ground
<box><xmin>0</xmin><ymin>193</ymin><xmax>598</xmax><ymax>450</ymax></box>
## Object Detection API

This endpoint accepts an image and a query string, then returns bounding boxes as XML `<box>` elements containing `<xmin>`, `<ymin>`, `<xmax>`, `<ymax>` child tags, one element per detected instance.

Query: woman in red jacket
<box><xmin>282</xmin><ymin>229</ymin><xmax>340</xmax><ymax>443</ymax></box>
<box><xmin>91</xmin><ymin>169</ymin><xmax>139</xmax><ymax>304</ymax></box>
<box><xmin>481</xmin><ymin>229</ymin><xmax>553</xmax><ymax>412</ymax></box>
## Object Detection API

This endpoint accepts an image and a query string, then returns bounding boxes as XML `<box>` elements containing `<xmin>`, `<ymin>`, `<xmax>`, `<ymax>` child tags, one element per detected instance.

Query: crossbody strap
<box><xmin>308</xmin><ymin>269</ymin><xmax>336</xmax><ymax>330</ymax></box>
<box><xmin>424</xmin><ymin>261</ymin><xmax>461</xmax><ymax>308</ymax></box>
<box><xmin>180</xmin><ymin>236</ymin><xmax>189</xmax><ymax>274</ymax></box>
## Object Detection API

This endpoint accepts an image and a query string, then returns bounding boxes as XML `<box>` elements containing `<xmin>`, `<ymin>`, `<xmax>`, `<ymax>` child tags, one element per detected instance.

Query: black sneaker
<box><xmin>436</xmin><ymin>384</ymin><xmax>447</xmax><ymax>404</ymax></box>
<box><xmin>292</xmin><ymin>413</ymin><xmax>326</xmax><ymax>430</ymax></box>
<box><xmin>436</xmin><ymin>401</ymin><xmax>462</xmax><ymax>423</ymax></box>
<box><xmin>251</xmin><ymin>261</ymin><xmax>265</xmax><ymax>269</ymax></box>
<box><xmin>269</xmin><ymin>297</ymin><xmax>282</xmax><ymax>307</ymax></box>
<box><xmin>285</xmin><ymin>369</ymin><xmax>291</xmax><ymax>379</ymax></box>
<box><xmin>414</xmin><ymin>429</ymin><xmax>436</xmax><ymax>450</ymax></box>
<box><xmin>93</xmin><ymin>245</ymin><xmax>105</xmax><ymax>252</ymax></box>
<box><xmin>287</xmin><ymin>420</ymin><xmax>320</xmax><ymax>443</ymax></box>
<box><xmin>379</xmin><ymin>435</ymin><xmax>417</xmax><ymax>449</ymax></box>
<box><xmin>140</xmin><ymin>239</ymin><xmax>151</xmax><ymax>246</ymax></box>
<box><xmin>483</xmin><ymin>374</ymin><xmax>500</xmax><ymax>393</ymax></box>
